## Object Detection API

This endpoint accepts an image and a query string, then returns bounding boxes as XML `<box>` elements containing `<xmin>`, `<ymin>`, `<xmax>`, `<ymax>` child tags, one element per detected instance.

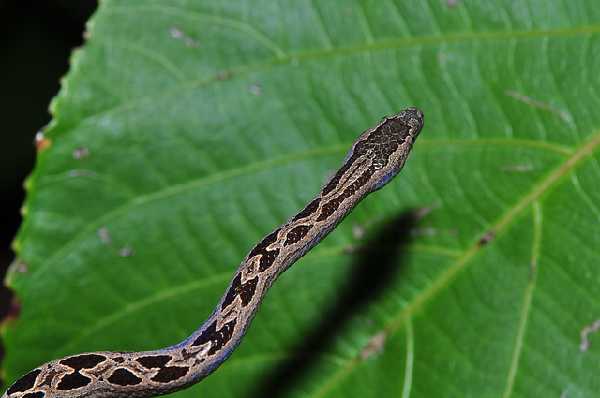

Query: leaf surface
<box><xmin>4</xmin><ymin>1</ymin><xmax>600</xmax><ymax>397</ymax></box>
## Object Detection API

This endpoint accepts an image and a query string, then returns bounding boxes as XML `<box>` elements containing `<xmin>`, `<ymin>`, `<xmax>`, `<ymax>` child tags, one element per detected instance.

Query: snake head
<box><xmin>396</xmin><ymin>107</ymin><xmax>424</xmax><ymax>139</ymax></box>
<box><xmin>366</xmin><ymin>107</ymin><xmax>424</xmax><ymax>191</ymax></box>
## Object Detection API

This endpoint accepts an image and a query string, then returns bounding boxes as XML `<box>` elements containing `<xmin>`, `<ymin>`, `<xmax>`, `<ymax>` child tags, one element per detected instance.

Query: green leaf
<box><xmin>4</xmin><ymin>1</ymin><xmax>600</xmax><ymax>397</ymax></box>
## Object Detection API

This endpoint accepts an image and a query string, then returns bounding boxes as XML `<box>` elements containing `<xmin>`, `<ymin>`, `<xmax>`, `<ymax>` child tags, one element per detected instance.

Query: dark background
<box><xmin>0</xmin><ymin>0</ymin><xmax>97</xmax><ymax>384</ymax></box>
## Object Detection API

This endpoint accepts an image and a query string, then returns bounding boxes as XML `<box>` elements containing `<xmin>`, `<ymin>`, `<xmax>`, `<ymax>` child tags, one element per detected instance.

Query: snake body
<box><xmin>3</xmin><ymin>108</ymin><xmax>424</xmax><ymax>398</ymax></box>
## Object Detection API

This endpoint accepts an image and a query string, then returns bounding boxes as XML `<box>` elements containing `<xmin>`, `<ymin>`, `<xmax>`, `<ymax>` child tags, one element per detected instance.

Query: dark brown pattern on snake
<box><xmin>221</xmin><ymin>273</ymin><xmax>259</xmax><ymax>309</ymax></box>
<box><xmin>107</xmin><ymin>369</ymin><xmax>143</xmax><ymax>386</ymax></box>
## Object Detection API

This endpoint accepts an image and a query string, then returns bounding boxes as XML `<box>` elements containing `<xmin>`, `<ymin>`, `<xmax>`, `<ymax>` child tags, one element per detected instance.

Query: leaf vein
<box><xmin>501</xmin><ymin>201</ymin><xmax>543</xmax><ymax>398</ymax></box>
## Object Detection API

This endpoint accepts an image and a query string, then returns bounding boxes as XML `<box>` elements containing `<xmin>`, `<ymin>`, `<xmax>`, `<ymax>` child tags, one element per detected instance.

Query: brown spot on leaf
<box><xmin>580</xmin><ymin>319</ymin><xmax>600</xmax><ymax>352</ymax></box>
<box><xmin>72</xmin><ymin>147</ymin><xmax>90</xmax><ymax>160</ymax></box>
<box><xmin>478</xmin><ymin>230</ymin><xmax>495</xmax><ymax>246</ymax></box>
<box><xmin>352</xmin><ymin>224</ymin><xmax>366</xmax><ymax>239</ymax></box>
<box><xmin>35</xmin><ymin>132</ymin><xmax>51</xmax><ymax>152</ymax></box>
<box><xmin>169</xmin><ymin>26</ymin><xmax>199</xmax><ymax>47</ymax></box>
<box><xmin>97</xmin><ymin>227</ymin><xmax>112</xmax><ymax>245</ymax></box>
<box><xmin>216</xmin><ymin>70</ymin><xmax>233</xmax><ymax>81</ymax></box>
<box><xmin>14</xmin><ymin>259</ymin><xmax>28</xmax><ymax>273</ymax></box>
<box><xmin>360</xmin><ymin>331</ymin><xmax>387</xmax><ymax>360</ymax></box>
<box><xmin>118</xmin><ymin>245</ymin><xmax>134</xmax><ymax>257</ymax></box>
<box><xmin>248</xmin><ymin>83</ymin><xmax>262</xmax><ymax>96</ymax></box>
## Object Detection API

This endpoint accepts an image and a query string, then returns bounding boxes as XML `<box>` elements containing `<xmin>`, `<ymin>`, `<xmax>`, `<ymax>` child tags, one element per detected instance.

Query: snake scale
<box><xmin>3</xmin><ymin>107</ymin><xmax>424</xmax><ymax>398</ymax></box>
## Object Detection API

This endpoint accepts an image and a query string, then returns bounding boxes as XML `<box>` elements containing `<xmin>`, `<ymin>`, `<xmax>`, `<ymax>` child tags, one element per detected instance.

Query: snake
<box><xmin>3</xmin><ymin>107</ymin><xmax>424</xmax><ymax>398</ymax></box>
